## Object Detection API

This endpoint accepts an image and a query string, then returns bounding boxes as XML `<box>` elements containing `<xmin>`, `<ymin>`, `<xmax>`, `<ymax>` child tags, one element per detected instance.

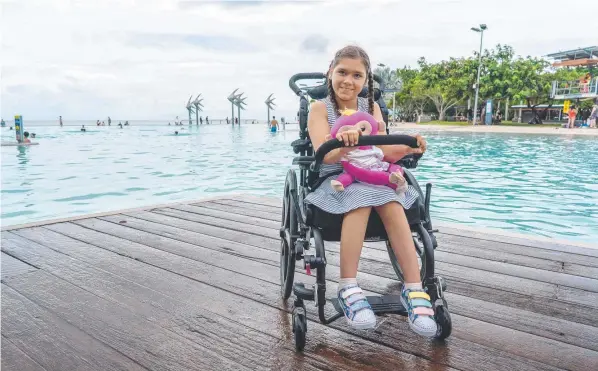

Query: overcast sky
<box><xmin>2</xmin><ymin>0</ymin><xmax>597</xmax><ymax>121</ymax></box>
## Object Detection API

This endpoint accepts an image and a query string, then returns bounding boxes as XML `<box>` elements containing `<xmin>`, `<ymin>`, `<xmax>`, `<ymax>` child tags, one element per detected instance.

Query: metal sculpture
<box><xmin>228</xmin><ymin>89</ymin><xmax>246</xmax><ymax>125</ymax></box>
<box><xmin>265</xmin><ymin>94</ymin><xmax>276</xmax><ymax>123</ymax></box>
<box><xmin>192</xmin><ymin>94</ymin><xmax>204</xmax><ymax>124</ymax></box>
<box><xmin>186</xmin><ymin>95</ymin><xmax>195</xmax><ymax>125</ymax></box>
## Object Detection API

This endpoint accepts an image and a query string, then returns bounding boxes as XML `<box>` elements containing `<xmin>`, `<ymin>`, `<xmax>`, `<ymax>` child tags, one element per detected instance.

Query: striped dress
<box><xmin>304</xmin><ymin>96</ymin><xmax>419</xmax><ymax>214</ymax></box>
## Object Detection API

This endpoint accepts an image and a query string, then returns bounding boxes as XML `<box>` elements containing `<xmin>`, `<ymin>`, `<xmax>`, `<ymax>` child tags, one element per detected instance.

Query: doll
<box><xmin>327</xmin><ymin>108</ymin><xmax>408</xmax><ymax>196</ymax></box>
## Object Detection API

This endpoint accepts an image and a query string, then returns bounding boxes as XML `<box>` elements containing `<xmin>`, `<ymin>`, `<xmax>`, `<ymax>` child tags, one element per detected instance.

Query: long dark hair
<box><xmin>327</xmin><ymin>45</ymin><xmax>374</xmax><ymax>116</ymax></box>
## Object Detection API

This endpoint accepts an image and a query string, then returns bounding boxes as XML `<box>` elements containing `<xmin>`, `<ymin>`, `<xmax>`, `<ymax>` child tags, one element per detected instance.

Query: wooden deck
<box><xmin>1</xmin><ymin>195</ymin><xmax>597</xmax><ymax>371</ymax></box>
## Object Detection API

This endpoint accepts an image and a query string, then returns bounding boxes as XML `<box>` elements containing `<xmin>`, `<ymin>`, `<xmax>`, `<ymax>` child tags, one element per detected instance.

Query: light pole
<box><xmin>471</xmin><ymin>24</ymin><xmax>487</xmax><ymax>126</ymax></box>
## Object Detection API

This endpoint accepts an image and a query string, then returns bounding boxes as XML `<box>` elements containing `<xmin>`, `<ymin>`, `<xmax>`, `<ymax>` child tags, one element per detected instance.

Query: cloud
<box><xmin>127</xmin><ymin>32</ymin><xmax>256</xmax><ymax>52</ymax></box>
<box><xmin>300</xmin><ymin>34</ymin><xmax>329</xmax><ymax>54</ymax></box>
<box><xmin>1</xmin><ymin>0</ymin><xmax>597</xmax><ymax>121</ymax></box>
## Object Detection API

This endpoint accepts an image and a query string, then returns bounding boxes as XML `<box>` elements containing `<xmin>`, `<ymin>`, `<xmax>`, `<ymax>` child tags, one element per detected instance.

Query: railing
<box><xmin>551</xmin><ymin>78</ymin><xmax>598</xmax><ymax>98</ymax></box>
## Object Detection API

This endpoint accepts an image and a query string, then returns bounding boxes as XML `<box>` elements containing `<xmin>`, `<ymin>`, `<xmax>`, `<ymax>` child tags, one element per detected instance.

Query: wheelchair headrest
<box><xmin>307</xmin><ymin>84</ymin><xmax>382</xmax><ymax>101</ymax></box>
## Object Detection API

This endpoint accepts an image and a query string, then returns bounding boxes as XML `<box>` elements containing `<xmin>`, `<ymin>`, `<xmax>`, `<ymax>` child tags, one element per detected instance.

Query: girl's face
<box><xmin>329</xmin><ymin>58</ymin><xmax>367</xmax><ymax>103</ymax></box>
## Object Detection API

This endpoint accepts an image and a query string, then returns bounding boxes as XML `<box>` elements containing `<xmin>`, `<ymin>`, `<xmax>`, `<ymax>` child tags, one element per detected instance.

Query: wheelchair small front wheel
<box><xmin>292</xmin><ymin>304</ymin><xmax>307</xmax><ymax>351</ymax></box>
<box><xmin>434</xmin><ymin>303</ymin><xmax>452</xmax><ymax>340</ymax></box>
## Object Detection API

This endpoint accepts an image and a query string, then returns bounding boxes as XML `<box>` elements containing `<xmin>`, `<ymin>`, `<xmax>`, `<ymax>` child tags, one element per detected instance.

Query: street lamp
<box><xmin>471</xmin><ymin>23</ymin><xmax>487</xmax><ymax>126</ymax></box>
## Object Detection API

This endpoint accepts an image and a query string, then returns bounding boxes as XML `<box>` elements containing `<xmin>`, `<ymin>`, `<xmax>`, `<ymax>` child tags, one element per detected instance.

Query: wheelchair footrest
<box><xmin>330</xmin><ymin>294</ymin><xmax>407</xmax><ymax>316</ymax></box>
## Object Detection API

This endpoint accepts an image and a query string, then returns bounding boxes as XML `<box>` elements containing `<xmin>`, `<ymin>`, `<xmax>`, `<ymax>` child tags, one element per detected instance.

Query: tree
<box><xmin>417</xmin><ymin>57</ymin><xmax>470</xmax><ymax>121</ymax></box>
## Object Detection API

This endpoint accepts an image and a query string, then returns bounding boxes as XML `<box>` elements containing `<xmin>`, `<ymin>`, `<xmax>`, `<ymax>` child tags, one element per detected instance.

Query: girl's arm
<box><xmin>307</xmin><ymin>101</ymin><xmax>355</xmax><ymax>164</ymax></box>
<box><xmin>371</xmin><ymin>103</ymin><xmax>425</xmax><ymax>163</ymax></box>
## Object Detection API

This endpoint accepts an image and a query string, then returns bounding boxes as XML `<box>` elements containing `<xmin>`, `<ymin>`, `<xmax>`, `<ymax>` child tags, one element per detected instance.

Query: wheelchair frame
<box><xmin>280</xmin><ymin>73</ymin><xmax>452</xmax><ymax>351</ymax></box>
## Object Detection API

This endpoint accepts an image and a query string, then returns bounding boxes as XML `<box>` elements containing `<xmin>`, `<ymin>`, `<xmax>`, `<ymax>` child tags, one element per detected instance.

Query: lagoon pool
<box><xmin>2</xmin><ymin>124</ymin><xmax>597</xmax><ymax>244</ymax></box>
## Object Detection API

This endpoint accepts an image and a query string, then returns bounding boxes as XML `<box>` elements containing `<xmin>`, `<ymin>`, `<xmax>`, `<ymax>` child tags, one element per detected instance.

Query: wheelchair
<box><xmin>280</xmin><ymin>73</ymin><xmax>452</xmax><ymax>351</ymax></box>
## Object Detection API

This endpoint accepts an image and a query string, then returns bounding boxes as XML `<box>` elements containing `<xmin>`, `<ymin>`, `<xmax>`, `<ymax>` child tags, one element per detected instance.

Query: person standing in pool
<box><xmin>59</xmin><ymin>116</ymin><xmax>63</xmax><ymax>127</ymax></box>
<box><xmin>22</xmin><ymin>132</ymin><xmax>31</xmax><ymax>143</ymax></box>
<box><xmin>200</xmin><ymin>116</ymin><xmax>203</xmax><ymax>125</ymax></box>
<box><xmin>270</xmin><ymin>116</ymin><xmax>279</xmax><ymax>132</ymax></box>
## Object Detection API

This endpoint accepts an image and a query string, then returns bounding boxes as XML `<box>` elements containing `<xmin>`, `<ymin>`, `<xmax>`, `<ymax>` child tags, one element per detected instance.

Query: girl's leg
<box><xmin>337</xmin><ymin>206</ymin><xmax>376</xmax><ymax>329</ymax></box>
<box><xmin>375</xmin><ymin>202</ymin><xmax>437</xmax><ymax>337</ymax></box>
<box><xmin>375</xmin><ymin>202</ymin><xmax>419</xmax><ymax>282</ymax></box>
<box><xmin>340</xmin><ymin>206</ymin><xmax>371</xmax><ymax>278</ymax></box>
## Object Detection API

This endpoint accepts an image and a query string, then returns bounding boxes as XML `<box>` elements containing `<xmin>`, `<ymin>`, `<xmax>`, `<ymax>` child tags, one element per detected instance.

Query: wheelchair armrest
<box><xmin>291</xmin><ymin>138</ymin><xmax>311</xmax><ymax>154</ymax></box>
<box><xmin>293</xmin><ymin>156</ymin><xmax>315</xmax><ymax>168</ymax></box>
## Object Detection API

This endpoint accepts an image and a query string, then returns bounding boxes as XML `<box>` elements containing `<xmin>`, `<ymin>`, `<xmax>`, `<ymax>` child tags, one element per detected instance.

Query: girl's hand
<box><xmin>414</xmin><ymin>134</ymin><xmax>427</xmax><ymax>154</ymax></box>
<box><xmin>336</xmin><ymin>129</ymin><xmax>361</xmax><ymax>147</ymax></box>
<box><xmin>399</xmin><ymin>134</ymin><xmax>427</xmax><ymax>155</ymax></box>
<box><xmin>377</xmin><ymin>121</ymin><xmax>387</xmax><ymax>134</ymax></box>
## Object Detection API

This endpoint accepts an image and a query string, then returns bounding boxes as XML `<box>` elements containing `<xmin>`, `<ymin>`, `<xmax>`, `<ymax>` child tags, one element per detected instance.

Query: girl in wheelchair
<box><xmin>305</xmin><ymin>45</ymin><xmax>436</xmax><ymax>337</ymax></box>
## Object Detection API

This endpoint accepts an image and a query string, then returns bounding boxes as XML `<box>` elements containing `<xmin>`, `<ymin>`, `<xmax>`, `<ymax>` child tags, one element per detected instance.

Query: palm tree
<box><xmin>374</xmin><ymin>64</ymin><xmax>402</xmax><ymax>122</ymax></box>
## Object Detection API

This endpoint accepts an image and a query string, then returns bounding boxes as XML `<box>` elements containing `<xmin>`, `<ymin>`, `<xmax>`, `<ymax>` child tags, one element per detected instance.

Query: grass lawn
<box><xmin>418</xmin><ymin>121</ymin><xmax>562</xmax><ymax>127</ymax></box>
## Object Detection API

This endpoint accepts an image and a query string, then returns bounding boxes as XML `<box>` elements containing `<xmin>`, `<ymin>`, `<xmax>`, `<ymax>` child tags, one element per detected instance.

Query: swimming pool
<box><xmin>2</xmin><ymin>124</ymin><xmax>597</xmax><ymax>244</ymax></box>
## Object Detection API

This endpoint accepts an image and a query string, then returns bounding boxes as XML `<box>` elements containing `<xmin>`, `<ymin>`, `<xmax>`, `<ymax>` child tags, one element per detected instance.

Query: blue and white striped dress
<box><xmin>304</xmin><ymin>96</ymin><xmax>419</xmax><ymax>214</ymax></box>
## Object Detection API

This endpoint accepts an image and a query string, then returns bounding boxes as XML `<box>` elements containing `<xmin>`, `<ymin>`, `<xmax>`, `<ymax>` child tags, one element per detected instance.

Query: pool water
<box><xmin>2</xmin><ymin>124</ymin><xmax>597</xmax><ymax>244</ymax></box>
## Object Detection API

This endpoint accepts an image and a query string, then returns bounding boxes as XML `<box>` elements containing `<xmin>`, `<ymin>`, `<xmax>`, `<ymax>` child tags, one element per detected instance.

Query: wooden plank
<box><xmin>200</xmin><ymin>201</ymin><xmax>283</xmax><ymax>223</ymax></box>
<box><xmin>152</xmin><ymin>207</ymin><xmax>278</xmax><ymax>239</ymax></box>
<box><xmin>434</xmin><ymin>233</ymin><xmax>598</xmax><ymax>269</ymax></box>
<box><xmin>75</xmin><ymin>216</ymin><xmax>598</xmax><ymax>351</ymax></box>
<box><xmin>1</xmin><ymin>238</ymin><xmax>250</xmax><ymax>371</ymax></box>
<box><xmin>1</xmin><ymin>284</ymin><xmax>147</xmax><ymax>371</ymax></box>
<box><xmin>141</xmin><ymin>207</ymin><xmax>598</xmax><ymax>302</ymax></box>
<box><xmin>108</xmin><ymin>211</ymin><xmax>598</xmax><ymax>324</ymax></box>
<box><xmin>170</xmin><ymin>204</ymin><xmax>280</xmax><ymax>230</ymax></box>
<box><xmin>437</xmin><ymin>225</ymin><xmax>598</xmax><ymax>258</ymax></box>
<box><xmin>0</xmin><ymin>235</ymin><xmax>366</xmax><ymax>371</ymax></box>
<box><xmin>4</xmin><ymin>230</ymin><xmax>449</xmax><ymax>371</ymax></box>
<box><xmin>1</xmin><ymin>335</ymin><xmax>47</xmax><ymax>371</ymax></box>
<box><xmin>1</xmin><ymin>252</ymin><xmax>38</xmax><ymax>280</ymax></box>
<box><xmin>206</xmin><ymin>197</ymin><xmax>598</xmax><ymax>269</ymax></box>
<box><xmin>226</xmin><ymin>194</ymin><xmax>598</xmax><ymax>256</ymax></box>
<box><xmin>10</xmin><ymin>225</ymin><xmax>566</xmax><ymax>371</ymax></box>
<box><xmin>1</xmin><ymin>269</ymin><xmax>250</xmax><ymax>371</ymax></box>
<box><xmin>171</xmin><ymin>206</ymin><xmax>598</xmax><ymax>282</ymax></box>
<box><xmin>34</xmin><ymin>219</ymin><xmax>597</xmax><ymax>371</ymax></box>
<box><xmin>225</xmin><ymin>194</ymin><xmax>282</xmax><ymax>208</ymax></box>
<box><xmin>206</xmin><ymin>198</ymin><xmax>282</xmax><ymax>213</ymax></box>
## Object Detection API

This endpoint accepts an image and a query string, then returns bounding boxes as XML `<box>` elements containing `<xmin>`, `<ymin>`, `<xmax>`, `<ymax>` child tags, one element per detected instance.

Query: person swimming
<box><xmin>22</xmin><ymin>131</ymin><xmax>31</xmax><ymax>143</ymax></box>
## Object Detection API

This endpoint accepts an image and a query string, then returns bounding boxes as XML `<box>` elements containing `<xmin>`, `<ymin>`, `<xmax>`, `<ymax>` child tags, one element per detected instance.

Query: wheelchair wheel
<box><xmin>280</xmin><ymin>170</ymin><xmax>298</xmax><ymax>300</ymax></box>
<box><xmin>386</xmin><ymin>224</ymin><xmax>428</xmax><ymax>283</ymax></box>
<box><xmin>292</xmin><ymin>302</ymin><xmax>307</xmax><ymax>351</ymax></box>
